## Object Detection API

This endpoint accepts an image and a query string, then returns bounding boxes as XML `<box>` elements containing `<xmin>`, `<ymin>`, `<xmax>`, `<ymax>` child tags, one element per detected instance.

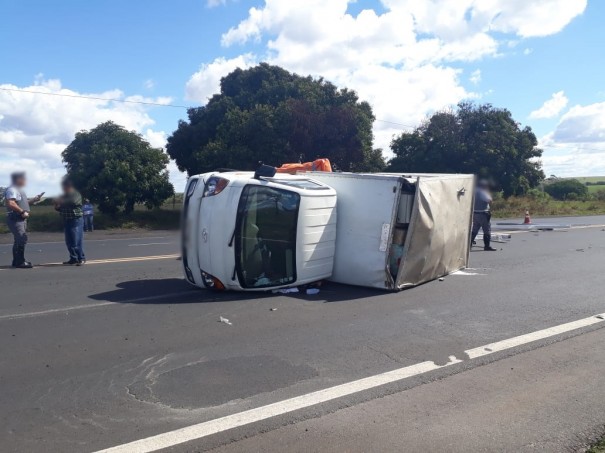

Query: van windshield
<box><xmin>235</xmin><ymin>185</ymin><xmax>300</xmax><ymax>288</ymax></box>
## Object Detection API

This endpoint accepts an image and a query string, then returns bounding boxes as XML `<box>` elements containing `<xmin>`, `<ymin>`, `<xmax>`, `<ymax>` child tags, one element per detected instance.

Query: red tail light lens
<box><xmin>203</xmin><ymin>177</ymin><xmax>229</xmax><ymax>197</ymax></box>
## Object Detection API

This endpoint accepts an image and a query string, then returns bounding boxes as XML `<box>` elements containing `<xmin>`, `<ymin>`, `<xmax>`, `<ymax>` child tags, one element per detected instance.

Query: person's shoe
<box><xmin>472</xmin><ymin>240</ymin><xmax>477</xmax><ymax>246</ymax></box>
<box><xmin>484</xmin><ymin>246</ymin><xmax>498</xmax><ymax>251</ymax></box>
<box><xmin>77</xmin><ymin>260</ymin><xmax>86</xmax><ymax>266</ymax></box>
<box><xmin>14</xmin><ymin>261</ymin><xmax>33</xmax><ymax>269</ymax></box>
<box><xmin>63</xmin><ymin>259</ymin><xmax>79</xmax><ymax>265</ymax></box>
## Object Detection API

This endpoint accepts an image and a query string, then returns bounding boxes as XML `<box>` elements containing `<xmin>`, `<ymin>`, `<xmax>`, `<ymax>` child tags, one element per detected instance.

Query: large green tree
<box><xmin>167</xmin><ymin>63</ymin><xmax>384</xmax><ymax>174</ymax></box>
<box><xmin>388</xmin><ymin>102</ymin><xmax>545</xmax><ymax>196</ymax></box>
<box><xmin>62</xmin><ymin>121</ymin><xmax>174</xmax><ymax>213</ymax></box>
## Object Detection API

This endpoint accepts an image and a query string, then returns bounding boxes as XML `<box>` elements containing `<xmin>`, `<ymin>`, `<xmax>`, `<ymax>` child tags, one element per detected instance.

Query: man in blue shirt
<box><xmin>471</xmin><ymin>179</ymin><xmax>497</xmax><ymax>251</ymax></box>
<box><xmin>4</xmin><ymin>172</ymin><xmax>43</xmax><ymax>268</ymax></box>
<box><xmin>82</xmin><ymin>199</ymin><xmax>94</xmax><ymax>232</ymax></box>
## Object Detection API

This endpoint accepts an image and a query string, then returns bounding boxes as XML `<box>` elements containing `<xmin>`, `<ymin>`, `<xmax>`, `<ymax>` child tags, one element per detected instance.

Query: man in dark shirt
<box><xmin>54</xmin><ymin>178</ymin><xmax>86</xmax><ymax>265</ymax></box>
<box><xmin>471</xmin><ymin>179</ymin><xmax>497</xmax><ymax>252</ymax></box>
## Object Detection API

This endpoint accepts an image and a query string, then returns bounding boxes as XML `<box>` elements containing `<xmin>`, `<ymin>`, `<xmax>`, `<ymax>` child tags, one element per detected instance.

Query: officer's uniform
<box><xmin>471</xmin><ymin>187</ymin><xmax>493</xmax><ymax>250</ymax></box>
<box><xmin>5</xmin><ymin>185</ymin><xmax>30</xmax><ymax>267</ymax></box>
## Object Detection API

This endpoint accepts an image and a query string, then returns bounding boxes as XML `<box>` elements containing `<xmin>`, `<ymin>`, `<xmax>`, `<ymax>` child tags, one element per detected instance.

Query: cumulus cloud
<box><xmin>553</xmin><ymin>102</ymin><xmax>605</xmax><ymax>143</ymax></box>
<box><xmin>529</xmin><ymin>91</ymin><xmax>569</xmax><ymax>119</ymax></box>
<box><xmin>185</xmin><ymin>0</ymin><xmax>585</xmax><ymax>152</ymax></box>
<box><xmin>185</xmin><ymin>54</ymin><xmax>255</xmax><ymax>103</ymax></box>
<box><xmin>541</xmin><ymin>101</ymin><xmax>605</xmax><ymax>176</ymax></box>
<box><xmin>0</xmin><ymin>78</ymin><xmax>181</xmax><ymax>194</ymax></box>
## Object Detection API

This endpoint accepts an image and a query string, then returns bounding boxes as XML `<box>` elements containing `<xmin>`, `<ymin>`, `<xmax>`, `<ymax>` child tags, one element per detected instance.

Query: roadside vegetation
<box><xmin>0</xmin><ymin>200</ymin><xmax>181</xmax><ymax>234</ymax></box>
<box><xmin>491</xmin><ymin>194</ymin><xmax>605</xmax><ymax>218</ymax></box>
<box><xmin>4</xmin><ymin>65</ymin><xmax>605</xmax><ymax>232</ymax></box>
<box><xmin>588</xmin><ymin>435</ymin><xmax>605</xmax><ymax>453</ymax></box>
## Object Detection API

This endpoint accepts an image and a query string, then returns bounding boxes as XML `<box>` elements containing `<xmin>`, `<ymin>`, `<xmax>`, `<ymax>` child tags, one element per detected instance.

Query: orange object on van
<box><xmin>276</xmin><ymin>158</ymin><xmax>332</xmax><ymax>174</ymax></box>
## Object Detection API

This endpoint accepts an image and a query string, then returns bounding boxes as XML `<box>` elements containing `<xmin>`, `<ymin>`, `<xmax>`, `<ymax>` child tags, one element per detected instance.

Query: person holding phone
<box><xmin>4</xmin><ymin>172</ymin><xmax>43</xmax><ymax>268</ymax></box>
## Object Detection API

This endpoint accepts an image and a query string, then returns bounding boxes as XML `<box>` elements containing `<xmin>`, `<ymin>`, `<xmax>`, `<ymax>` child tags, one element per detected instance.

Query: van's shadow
<box><xmin>89</xmin><ymin>279</ymin><xmax>387</xmax><ymax>304</ymax></box>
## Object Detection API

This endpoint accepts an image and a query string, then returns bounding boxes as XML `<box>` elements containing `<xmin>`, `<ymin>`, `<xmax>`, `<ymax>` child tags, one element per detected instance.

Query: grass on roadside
<box><xmin>0</xmin><ymin>204</ymin><xmax>181</xmax><ymax>234</ymax></box>
<box><xmin>588</xmin><ymin>434</ymin><xmax>605</xmax><ymax>453</ymax></box>
<box><xmin>491</xmin><ymin>196</ymin><xmax>605</xmax><ymax>218</ymax></box>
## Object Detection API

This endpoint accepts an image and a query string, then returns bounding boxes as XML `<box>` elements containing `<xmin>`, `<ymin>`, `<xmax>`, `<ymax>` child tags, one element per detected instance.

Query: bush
<box><xmin>5</xmin><ymin>204</ymin><xmax>181</xmax><ymax>233</ymax></box>
<box><xmin>526</xmin><ymin>188</ymin><xmax>551</xmax><ymax>201</ymax></box>
<box><xmin>596</xmin><ymin>190</ymin><xmax>605</xmax><ymax>201</ymax></box>
<box><xmin>544</xmin><ymin>179</ymin><xmax>588</xmax><ymax>200</ymax></box>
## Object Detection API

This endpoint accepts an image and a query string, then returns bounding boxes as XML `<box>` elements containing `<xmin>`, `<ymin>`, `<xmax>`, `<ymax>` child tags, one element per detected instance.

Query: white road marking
<box><xmin>495</xmin><ymin>223</ymin><xmax>605</xmax><ymax>235</ymax></box>
<box><xmin>0</xmin><ymin>236</ymin><xmax>170</xmax><ymax>247</ymax></box>
<box><xmin>465</xmin><ymin>314</ymin><xmax>605</xmax><ymax>359</ymax></box>
<box><xmin>0</xmin><ymin>254</ymin><xmax>180</xmax><ymax>270</ymax></box>
<box><xmin>94</xmin><ymin>313</ymin><xmax>605</xmax><ymax>453</ymax></box>
<box><xmin>128</xmin><ymin>242</ymin><xmax>173</xmax><ymax>247</ymax></box>
<box><xmin>0</xmin><ymin>289</ymin><xmax>195</xmax><ymax>321</ymax></box>
<box><xmin>0</xmin><ymin>302</ymin><xmax>118</xmax><ymax>321</ymax></box>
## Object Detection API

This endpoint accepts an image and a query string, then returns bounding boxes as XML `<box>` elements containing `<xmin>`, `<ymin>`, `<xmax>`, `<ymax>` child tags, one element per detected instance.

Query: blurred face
<box><xmin>13</xmin><ymin>176</ymin><xmax>26</xmax><ymax>188</ymax></box>
<box><xmin>62</xmin><ymin>183</ymin><xmax>73</xmax><ymax>194</ymax></box>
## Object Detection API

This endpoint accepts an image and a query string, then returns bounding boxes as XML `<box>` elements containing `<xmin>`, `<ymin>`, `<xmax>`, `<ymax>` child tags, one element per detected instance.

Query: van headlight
<box><xmin>200</xmin><ymin>270</ymin><xmax>225</xmax><ymax>290</ymax></box>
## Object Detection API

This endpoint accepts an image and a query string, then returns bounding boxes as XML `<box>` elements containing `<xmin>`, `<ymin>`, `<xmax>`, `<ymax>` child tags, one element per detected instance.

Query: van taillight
<box><xmin>203</xmin><ymin>177</ymin><xmax>229</xmax><ymax>197</ymax></box>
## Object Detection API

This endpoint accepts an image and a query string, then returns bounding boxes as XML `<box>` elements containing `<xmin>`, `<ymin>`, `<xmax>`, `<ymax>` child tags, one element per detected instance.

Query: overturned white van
<box><xmin>181</xmin><ymin>169</ymin><xmax>474</xmax><ymax>291</ymax></box>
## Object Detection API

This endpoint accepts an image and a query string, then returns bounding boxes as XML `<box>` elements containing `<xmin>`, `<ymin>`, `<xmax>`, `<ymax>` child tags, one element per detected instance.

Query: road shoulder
<box><xmin>208</xmin><ymin>327</ymin><xmax>605</xmax><ymax>453</ymax></box>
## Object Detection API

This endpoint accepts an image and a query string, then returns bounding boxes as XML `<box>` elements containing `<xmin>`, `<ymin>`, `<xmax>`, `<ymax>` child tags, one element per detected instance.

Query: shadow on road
<box><xmin>88</xmin><ymin>278</ymin><xmax>388</xmax><ymax>305</ymax></box>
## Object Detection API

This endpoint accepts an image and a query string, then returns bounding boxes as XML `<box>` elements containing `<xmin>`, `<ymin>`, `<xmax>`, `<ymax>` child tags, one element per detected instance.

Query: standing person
<box><xmin>471</xmin><ymin>179</ymin><xmax>497</xmax><ymax>252</ymax></box>
<box><xmin>4</xmin><ymin>172</ymin><xmax>42</xmax><ymax>268</ymax></box>
<box><xmin>82</xmin><ymin>199</ymin><xmax>94</xmax><ymax>232</ymax></box>
<box><xmin>54</xmin><ymin>178</ymin><xmax>86</xmax><ymax>265</ymax></box>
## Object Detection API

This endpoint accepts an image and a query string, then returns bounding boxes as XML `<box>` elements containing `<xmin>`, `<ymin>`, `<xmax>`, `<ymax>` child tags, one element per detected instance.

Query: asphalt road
<box><xmin>1</xmin><ymin>217</ymin><xmax>605</xmax><ymax>452</ymax></box>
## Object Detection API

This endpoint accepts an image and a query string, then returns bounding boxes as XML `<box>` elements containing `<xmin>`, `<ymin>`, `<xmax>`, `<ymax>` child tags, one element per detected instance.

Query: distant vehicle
<box><xmin>181</xmin><ymin>168</ymin><xmax>474</xmax><ymax>291</ymax></box>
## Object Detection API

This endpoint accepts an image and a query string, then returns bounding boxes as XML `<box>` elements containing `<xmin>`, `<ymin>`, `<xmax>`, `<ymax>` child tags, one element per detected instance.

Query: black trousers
<box><xmin>471</xmin><ymin>212</ymin><xmax>491</xmax><ymax>247</ymax></box>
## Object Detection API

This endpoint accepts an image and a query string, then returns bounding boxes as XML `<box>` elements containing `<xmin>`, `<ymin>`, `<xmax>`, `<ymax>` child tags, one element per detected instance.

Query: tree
<box><xmin>62</xmin><ymin>122</ymin><xmax>174</xmax><ymax>214</ymax></box>
<box><xmin>388</xmin><ymin>102</ymin><xmax>545</xmax><ymax>196</ymax></box>
<box><xmin>0</xmin><ymin>187</ymin><xmax>6</xmax><ymax>206</ymax></box>
<box><xmin>544</xmin><ymin>179</ymin><xmax>588</xmax><ymax>200</ymax></box>
<box><xmin>167</xmin><ymin>63</ymin><xmax>383</xmax><ymax>175</ymax></box>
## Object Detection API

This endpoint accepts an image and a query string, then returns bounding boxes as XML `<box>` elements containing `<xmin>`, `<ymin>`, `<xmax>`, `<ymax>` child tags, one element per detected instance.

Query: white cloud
<box><xmin>529</xmin><ymin>91</ymin><xmax>569</xmax><ymax>119</ymax></box>
<box><xmin>185</xmin><ymin>54</ymin><xmax>255</xmax><ymax>103</ymax></box>
<box><xmin>552</xmin><ymin>102</ymin><xmax>605</xmax><ymax>144</ymax></box>
<box><xmin>0</xmin><ymin>78</ymin><xmax>183</xmax><ymax>194</ymax></box>
<box><xmin>206</xmin><ymin>0</ymin><xmax>226</xmax><ymax>7</ymax></box>
<box><xmin>185</xmin><ymin>0</ymin><xmax>585</xmax><ymax>153</ymax></box>
<box><xmin>470</xmin><ymin>69</ymin><xmax>481</xmax><ymax>85</ymax></box>
<box><xmin>541</xmin><ymin>102</ymin><xmax>605</xmax><ymax>176</ymax></box>
<box><xmin>143</xmin><ymin>79</ymin><xmax>155</xmax><ymax>90</ymax></box>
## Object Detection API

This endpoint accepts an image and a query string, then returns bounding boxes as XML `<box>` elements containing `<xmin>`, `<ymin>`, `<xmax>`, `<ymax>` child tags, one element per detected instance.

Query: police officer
<box><xmin>4</xmin><ymin>172</ymin><xmax>42</xmax><ymax>268</ymax></box>
<box><xmin>471</xmin><ymin>179</ymin><xmax>497</xmax><ymax>252</ymax></box>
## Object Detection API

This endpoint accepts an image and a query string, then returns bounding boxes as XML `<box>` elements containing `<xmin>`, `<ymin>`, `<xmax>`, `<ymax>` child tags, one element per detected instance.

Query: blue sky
<box><xmin>1</xmin><ymin>0</ymin><xmax>603</xmax><ymax>194</ymax></box>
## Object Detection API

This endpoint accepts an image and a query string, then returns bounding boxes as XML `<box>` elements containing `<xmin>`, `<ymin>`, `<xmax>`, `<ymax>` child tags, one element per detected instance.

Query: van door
<box><xmin>397</xmin><ymin>175</ymin><xmax>474</xmax><ymax>287</ymax></box>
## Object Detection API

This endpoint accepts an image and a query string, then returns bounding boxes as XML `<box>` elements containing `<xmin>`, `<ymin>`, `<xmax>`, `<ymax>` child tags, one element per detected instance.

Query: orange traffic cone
<box><xmin>524</xmin><ymin>210</ymin><xmax>531</xmax><ymax>224</ymax></box>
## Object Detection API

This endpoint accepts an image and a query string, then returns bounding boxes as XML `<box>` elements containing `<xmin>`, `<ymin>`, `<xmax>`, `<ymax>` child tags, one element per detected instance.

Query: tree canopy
<box><xmin>388</xmin><ymin>102</ymin><xmax>545</xmax><ymax>196</ymax></box>
<box><xmin>62</xmin><ymin>121</ymin><xmax>174</xmax><ymax>213</ymax></box>
<box><xmin>167</xmin><ymin>63</ymin><xmax>384</xmax><ymax>174</ymax></box>
<box><xmin>544</xmin><ymin>178</ymin><xmax>588</xmax><ymax>200</ymax></box>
